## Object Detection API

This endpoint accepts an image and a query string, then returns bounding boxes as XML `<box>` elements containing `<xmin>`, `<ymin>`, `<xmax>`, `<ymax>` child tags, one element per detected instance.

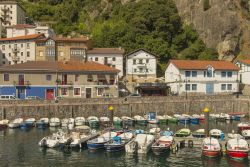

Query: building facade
<box><xmin>35</xmin><ymin>36</ymin><xmax>92</xmax><ymax>62</ymax></box>
<box><xmin>235</xmin><ymin>60</ymin><xmax>250</xmax><ymax>85</ymax></box>
<box><xmin>0</xmin><ymin>1</ymin><xmax>26</xmax><ymax>26</ymax></box>
<box><xmin>0</xmin><ymin>34</ymin><xmax>45</xmax><ymax>66</ymax></box>
<box><xmin>6</xmin><ymin>24</ymin><xmax>55</xmax><ymax>38</ymax></box>
<box><xmin>165</xmin><ymin>60</ymin><xmax>239</xmax><ymax>95</ymax></box>
<box><xmin>87</xmin><ymin>48</ymin><xmax>124</xmax><ymax>77</ymax></box>
<box><xmin>0</xmin><ymin>61</ymin><xmax>119</xmax><ymax>99</ymax></box>
<box><xmin>126</xmin><ymin>49</ymin><xmax>157</xmax><ymax>83</ymax></box>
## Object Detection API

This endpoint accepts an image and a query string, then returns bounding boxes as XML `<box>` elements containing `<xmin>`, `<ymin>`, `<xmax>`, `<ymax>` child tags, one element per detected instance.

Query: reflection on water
<box><xmin>0</xmin><ymin>120</ymin><xmax>249</xmax><ymax>167</ymax></box>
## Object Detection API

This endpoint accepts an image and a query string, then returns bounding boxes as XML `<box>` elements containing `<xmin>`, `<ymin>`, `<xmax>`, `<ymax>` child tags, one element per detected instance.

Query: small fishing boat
<box><xmin>231</xmin><ymin>115</ymin><xmax>241</xmax><ymax>121</ymax></box>
<box><xmin>199</xmin><ymin>114</ymin><xmax>205</xmax><ymax>122</ymax></box>
<box><xmin>210</xmin><ymin>129</ymin><xmax>223</xmax><ymax>139</ymax></box>
<box><xmin>75</xmin><ymin>117</ymin><xmax>85</xmax><ymax>126</ymax></box>
<box><xmin>87</xmin><ymin>131</ymin><xmax>117</xmax><ymax>150</ymax></box>
<box><xmin>157</xmin><ymin>115</ymin><xmax>167</xmax><ymax>124</ymax></box>
<box><xmin>216</xmin><ymin>113</ymin><xmax>227</xmax><ymax>122</ymax></box>
<box><xmin>202</xmin><ymin>137</ymin><xmax>221</xmax><ymax>158</ymax></box>
<box><xmin>125</xmin><ymin>134</ymin><xmax>155</xmax><ymax>154</ymax></box>
<box><xmin>228</xmin><ymin>133</ymin><xmax>243</xmax><ymax>139</ymax></box>
<box><xmin>68</xmin><ymin>118</ymin><xmax>75</xmax><ymax>129</ymax></box>
<box><xmin>87</xmin><ymin>116</ymin><xmax>99</xmax><ymax>128</ymax></box>
<box><xmin>151</xmin><ymin>135</ymin><xmax>173</xmax><ymax>155</ymax></box>
<box><xmin>99</xmin><ymin>117</ymin><xmax>110</xmax><ymax>126</ymax></box>
<box><xmin>20</xmin><ymin>118</ymin><xmax>36</xmax><ymax>129</ymax></box>
<box><xmin>175</xmin><ymin>128</ymin><xmax>191</xmax><ymax>137</ymax></box>
<box><xmin>121</xmin><ymin>116</ymin><xmax>135</xmax><ymax>126</ymax></box>
<box><xmin>49</xmin><ymin>117</ymin><xmax>61</xmax><ymax>127</ymax></box>
<box><xmin>147</xmin><ymin>112</ymin><xmax>159</xmax><ymax>124</ymax></box>
<box><xmin>190</xmin><ymin>115</ymin><xmax>200</xmax><ymax>125</ymax></box>
<box><xmin>36</xmin><ymin>118</ymin><xmax>49</xmax><ymax>129</ymax></box>
<box><xmin>113</xmin><ymin>117</ymin><xmax>122</xmax><ymax>126</ymax></box>
<box><xmin>0</xmin><ymin>119</ymin><xmax>9</xmax><ymax>130</ymax></box>
<box><xmin>105</xmin><ymin>132</ymin><xmax>134</xmax><ymax>152</ymax></box>
<box><xmin>8</xmin><ymin>118</ymin><xmax>23</xmax><ymax>128</ymax></box>
<box><xmin>149</xmin><ymin>127</ymin><xmax>161</xmax><ymax>134</ymax></box>
<box><xmin>39</xmin><ymin>130</ymin><xmax>67</xmax><ymax>148</ymax></box>
<box><xmin>241</xmin><ymin>129</ymin><xmax>250</xmax><ymax>139</ymax></box>
<box><xmin>61</xmin><ymin>118</ymin><xmax>69</xmax><ymax>127</ymax></box>
<box><xmin>133</xmin><ymin>115</ymin><xmax>147</xmax><ymax>125</ymax></box>
<box><xmin>237</xmin><ymin>122</ymin><xmax>250</xmax><ymax>133</ymax></box>
<box><xmin>164</xmin><ymin>115</ymin><xmax>178</xmax><ymax>123</ymax></box>
<box><xmin>134</xmin><ymin>129</ymin><xmax>145</xmax><ymax>135</ymax></box>
<box><xmin>192</xmin><ymin>129</ymin><xmax>205</xmax><ymax>138</ymax></box>
<box><xmin>178</xmin><ymin>114</ymin><xmax>191</xmax><ymax>124</ymax></box>
<box><xmin>226</xmin><ymin>138</ymin><xmax>249</xmax><ymax>160</ymax></box>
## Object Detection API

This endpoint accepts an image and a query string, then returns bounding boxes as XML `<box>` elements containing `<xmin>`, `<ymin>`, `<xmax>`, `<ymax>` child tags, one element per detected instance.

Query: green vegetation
<box><xmin>20</xmin><ymin>0</ymin><xmax>218</xmax><ymax>74</ymax></box>
<box><xmin>203</xmin><ymin>0</ymin><xmax>211</xmax><ymax>11</ymax></box>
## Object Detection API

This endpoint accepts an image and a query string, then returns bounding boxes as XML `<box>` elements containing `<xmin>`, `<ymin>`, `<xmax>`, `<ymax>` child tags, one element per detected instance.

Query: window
<box><xmin>27</xmin><ymin>51</ymin><xmax>30</xmax><ymax>57</ymax></box>
<box><xmin>112</xmin><ymin>65</ymin><xmax>116</xmax><ymax>68</ymax></box>
<box><xmin>2</xmin><ymin>53</ymin><xmax>5</xmax><ymax>59</ymax></box>
<box><xmin>192</xmin><ymin>84</ymin><xmax>197</xmax><ymax>91</ymax></box>
<box><xmin>14</xmin><ymin>44</ymin><xmax>17</xmax><ymax>49</ymax></box>
<box><xmin>87</xmin><ymin>75</ymin><xmax>93</xmax><ymax>82</ymax></box>
<box><xmin>146</xmin><ymin>59</ymin><xmax>149</xmax><ymax>63</ymax></box>
<box><xmin>27</xmin><ymin>43</ymin><xmax>30</xmax><ymax>49</ymax></box>
<box><xmin>9</xmin><ymin>45</ymin><xmax>11</xmax><ymax>49</ymax></box>
<box><xmin>97</xmin><ymin>88</ymin><xmax>104</xmax><ymax>96</ymax></box>
<box><xmin>9</xmin><ymin>61</ymin><xmax>11</xmax><ymax>65</ymax></box>
<box><xmin>9</xmin><ymin>53</ymin><xmax>11</xmax><ymax>57</ymax></box>
<box><xmin>185</xmin><ymin>71</ymin><xmax>191</xmax><ymax>77</ymax></box>
<box><xmin>70</xmin><ymin>49</ymin><xmax>85</xmax><ymax>57</ymax></box>
<box><xmin>133</xmin><ymin>59</ymin><xmax>136</xmax><ymax>65</ymax></box>
<box><xmin>134</xmin><ymin>69</ymin><xmax>137</xmax><ymax>73</ymax></box>
<box><xmin>95</xmin><ymin>57</ymin><xmax>98</xmax><ymax>61</ymax></box>
<box><xmin>221</xmin><ymin>71</ymin><xmax>227</xmax><ymax>77</ymax></box>
<box><xmin>185</xmin><ymin>84</ymin><xmax>191</xmax><ymax>91</ymax></box>
<box><xmin>2</xmin><ymin>45</ymin><xmax>5</xmax><ymax>50</ymax></box>
<box><xmin>75</xmin><ymin>74</ymin><xmax>79</xmax><ymax>82</ymax></box>
<box><xmin>46</xmin><ymin>75</ymin><xmax>52</xmax><ymax>81</ymax></box>
<box><xmin>59</xmin><ymin>51</ymin><xmax>64</xmax><ymax>57</ymax></box>
<box><xmin>227</xmin><ymin>71</ymin><xmax>232</xmax><ymax>78</ymax></box>
<box><xmin>146</xmin><ymin>69</ymin><xmax>149</xmax><ymax>73</ymax></box>
<box><xmin>207</xmin><ymin>68</ymin><xmax>213</xmax><ymax>77</ymax></box>
<box><xmin>74</xmin><ymin>88</ymin><xmax>81</xmax><ymax>96</ymax></box>
<box><xmin>221</xmin><ymin>84</ymin><xmax>226</xmax><ymax>91</ymax></box>
<box><xmin>39</xmin><ymin>51</ymin><xmax>43</xmax><ymax>57</ymax></box>
<box><xmin>2</xmin><ymin>61</ymin><xmax>5</xmax><ymax>65</ymax></box>
<box><xmin>21</xmin><ymin>44</ymin><xmax>23</xmax><ymax>48</ymax></box>
<box><xmin>192</xmin><ymin>71</ymin><xmax>197</xmax><ymax>77</ymax></box>
<box><xmin>227</xmin><ymin>84</ymin><xmax>232</xmax><ymax>90</ymax></box>
<box><xmin>61</xmin><ymin>88</ymin><xmax>68</xmax><ymax>96</ymax></box>
<box><xmin>139</xmin><ymin>68</ymin><xmax>143</xmax><ymax>73</ymax></box>
<box><xmin>3</xmin><ymin>74</ymin><xmax>9</xmax><ymax>81</ymax></box>
<box><xmin>139</xmin><ymin>59</ymin><xmax>143</xmax><ymax>64</ymax></box>
<box><xmin>45</xmin><ymin>40</ymin><xmax>55</xmax><ymax>46</ymax></box>
<box><xmin>21</xmin><ymin>52</ymin><xmax>23</xmax><ymax>56</ymax></box>
<box><xmin>112</xmin><ymin>57</ymin><xmax>116</xmax><ymax>61</ymax></box>
<box><xmin>46</xmin><ymin>48</ymin><xmax>55</xmax><ymax>56</ymax></box>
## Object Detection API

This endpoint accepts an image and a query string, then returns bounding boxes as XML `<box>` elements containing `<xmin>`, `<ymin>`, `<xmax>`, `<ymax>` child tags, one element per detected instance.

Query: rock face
<box><xmin>174</xmin><ymin>0</ymin><xmax>250</xmax><ymax>61</ymax></box>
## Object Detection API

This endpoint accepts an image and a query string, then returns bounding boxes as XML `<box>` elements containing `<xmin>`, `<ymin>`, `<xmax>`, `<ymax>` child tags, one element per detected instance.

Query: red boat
<box><xmin>226</xmin><ymin>138</ymin><xmax>249</xmax><ymax>160</ymax></box>
<box><xmin>237</xmin><ymin>122</ymin><xmax>250</xmax><ymax>132</ymax></box>
<box><xmin>202</xmin><ymin>137</ymin><xmax>221</xmax><ymax>158</ymax></box>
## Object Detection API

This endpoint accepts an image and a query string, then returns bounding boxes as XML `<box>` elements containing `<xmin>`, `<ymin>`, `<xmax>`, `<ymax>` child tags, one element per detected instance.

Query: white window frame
<box><xmin>97</xmin><ymin>87</ymin><xmax>104</xmax><ymax>96</ymax></box>
<box><xmin>73</xmin><ymin>87</ymin><xmax>81</xmax><ymax>97</ymax></box>
<box><xmin>61</xmin><ymin>88</ymin><xmax>69</xmax><ymax>97</ymax></box>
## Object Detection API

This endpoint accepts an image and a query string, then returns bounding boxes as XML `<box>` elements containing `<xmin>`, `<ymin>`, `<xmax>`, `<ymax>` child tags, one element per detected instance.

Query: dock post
<box><xmin>204</xmin><ymin>107</ymin><xmax>209</xmax><ymax>137</ymax></box>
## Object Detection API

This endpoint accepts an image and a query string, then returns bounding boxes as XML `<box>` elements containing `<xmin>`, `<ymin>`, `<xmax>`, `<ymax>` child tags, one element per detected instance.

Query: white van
<box><xmin>0</xmin><ymin>95</ymin><xmax>17</xmax><ymax>100</ymax></box>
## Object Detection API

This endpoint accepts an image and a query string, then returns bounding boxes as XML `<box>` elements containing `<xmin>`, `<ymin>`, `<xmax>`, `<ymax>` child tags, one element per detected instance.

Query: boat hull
<box><xmin>136</xmin><ymin>120</ymin><xmax>147</xmax><ymax>125</ymax></box>
<box><xmin>87</xmin><ymin>142</ymin><xmax>108</xmax><ymax>150</ymax></box>
<box><xmin>191</xmin><ymin>118</ymin><xmax>199</xmax><ymax>125</ymax></box>
<box><xmin>49</xmin><ymin>122</ymin><xmax>61</xmax><ymax>127</ymax></box>
<box><xmin>105</xmin><ymin>144</ymin><xmax>125</xmax><ymax>152</ymax></box>
<box><xmin>202</xmin><ymin>150</ymin><xmax>221</xmax><ymax>158</ymax></box>
<box><xmin>20</xmin><ymin>122</ymin><xmax>34</xmax><ymax>129</ymax></box>
<box><xmin>8</xmin><ymin>123</ymin><xmax>20</xmax><ymax>128</ymax></box>
<box><xmin>227</xmin><ymin>150</ymin><xmax>249</xmax><ymax>160</ymax></box>
<box><xmin>151</xmin><ymin>146</ymin><xmax>170</xmax><ymax>155</ymax></box>
<box><xmin>0</xmin><ymin>124</ymin><xmax>8</xmax><ymax>130</ymax></box>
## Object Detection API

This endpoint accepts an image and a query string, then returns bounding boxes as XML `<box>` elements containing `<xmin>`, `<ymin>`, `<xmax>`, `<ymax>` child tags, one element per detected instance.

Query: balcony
<box><xmin>13</xmin><ymin>81</ymin><xmax>31</xmax><ymax>87</ymax></box>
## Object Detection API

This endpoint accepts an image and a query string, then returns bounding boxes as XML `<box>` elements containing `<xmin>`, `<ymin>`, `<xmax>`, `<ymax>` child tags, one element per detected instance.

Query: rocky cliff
<box><xmin>174</xmin><ymin>0</ymin><xmax>250</xmax><ymax>61</ymax></box>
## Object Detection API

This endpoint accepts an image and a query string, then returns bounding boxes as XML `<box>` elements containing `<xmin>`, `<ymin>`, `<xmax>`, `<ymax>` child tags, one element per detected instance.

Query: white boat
<box><xmin>0</xmin><ymin>119</ymin><xmax>9</xmax><ymax>129</ymax></box>
<box><xmin>238</xmin><ymin>122</ymin><xmax>250</xmax><ymax>132</ymax></box>
<box><xmin>227</xmin><ymin>138</ymin><xmax>249</xmax><ymax>159</ymax></box>
<box><xmin>99</xmin><ymin>117</ymin><xmax>110</xmax><ymax>125</ymax></box>
<box><xmin>61</xmin><ymin>118</ymin><xmax>69</xmax><ymax>127</ymax></box>
<box><xmin>75</xmin><ymin>117</ymin><xmax>85</xmax><ymax>126</ymax></box>
<box><xmin>133</xmin><ymin>115</ymin><xmax>147</xmax><ymax>125</ymax></box>
<box><xmin>49</xmin><ymin>118</ymin><xmax>61</xmax><ymax>127</ymax></box>
<box><xmin>209</xmin><ymin>129</ymin><xmax>223</xmax><ymax>139</ymax></box>
<box><xmin>87</xmin><ymin>116</ymin><xmax>100</xmax><ymax>127</ymax></box>
<box><xmin>151</xmin><ymin>135</ymin><xmax>173</xmax><ymax>155</ymax></box>
<box><xmin>121</xmin><ymin>116</ymin><xmax>135</xmax><ymax>126</ymax></box>
<box><xmin>125</xmin><ymin>134</ymin><xmax>155</xmax><ymax>154</ymax></box>
<box><xmin>70</xmin><ymin>125</ymin><xmax>95</xmax><ymax>148</ymax></box>
<box><xmin>241</xmin><ymin>129</ymin><xmax>250</xmax><ymax>140</ymax></box>
<box><xmin>36</xmin><ymin>118</ymin><xmax>49</xmax><ymax>129</ymax></box>
<box><xmin>149</xmin><ymin>127</ymin><xmax>161</xmax><ymax>134</ymax></box>
<box><xmin>8</xmin><ymin>118</ymin><xmax>23</xmax><ymax>128</ymax></box>
<box><xmin>39</xmin><ymin>130</ymin><xmax>68</xmax><ymax>148</ymax></box>
<box><xmin>147</xmin><ymin>112</ymin><xmax>159</xmax><ymax>124</ymax></box>
<box><xmin>87</xmin><ymin>131</ymin><xmax>117</xmax><ymax>150</ymax></box>
<box><xmin>202</xmin><ymin>137</ymin><xmax>221</xmax><ymax>158</ymax></box>
<box><xmin>68</xmin><ymin>118</ymin><xmax>75</xmax><ymax>129</ymax></box>
<box><xmin>228</xmin><ymin>133</ymin><xmax>243</xmax><ymax>139</ymax></box>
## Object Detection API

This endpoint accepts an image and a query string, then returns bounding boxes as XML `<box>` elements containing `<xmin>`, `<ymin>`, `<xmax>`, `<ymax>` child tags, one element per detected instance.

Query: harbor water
<box><xmin>0</xmin><ymin>120</ymin><xmax>250</xmax><ymax>167</ymax></box>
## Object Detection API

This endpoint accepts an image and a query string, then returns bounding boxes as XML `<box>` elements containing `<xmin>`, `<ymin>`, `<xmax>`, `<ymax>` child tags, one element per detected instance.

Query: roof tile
<box><xmin>87</xmin><ymin>48</ymin><xmax>124</xmax><ymax>54</ymax></box>
<box><xmin>0</xmin><ymin>34</ymin><xmax>44</xmax><ymax>42</ymax></box>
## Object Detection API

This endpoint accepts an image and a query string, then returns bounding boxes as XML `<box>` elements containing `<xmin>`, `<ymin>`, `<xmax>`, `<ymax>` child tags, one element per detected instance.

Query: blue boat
<box><xmin>178</xmin><ymin>117</ymin><xmax>191</xmax><ymax>124</ymax></box>
<box><xmin>147</xmin><ymin>112</ymin><xmax>159</xmax><ymax>124</ymax></box>
<box><xmin>87</xmin><ymin>132</ymin><xmax>117</xmax><ymax>150</ymax></box>
<box><xmin>231</xmin><ymin>115</ymin><xmax>241</xmax><ymax>121</ymax></box>
<box><xmin>190</xmin><ymin>117</ymin><xmax>199</xmax><ymax>125</ymax></box>
<box><xmin>105</xmin><ymin>132</ymin><xmax>133</xmax><ymax>152</ymax></box>
<box><xmin>36</xmin><ymin>118</ymin><xmax>49</xmax><ymax>129</ymax></box>
<box><xmin>20</xmin><ymin>118</ymin><xmax>36</xmax><ymax>129</ymax></box>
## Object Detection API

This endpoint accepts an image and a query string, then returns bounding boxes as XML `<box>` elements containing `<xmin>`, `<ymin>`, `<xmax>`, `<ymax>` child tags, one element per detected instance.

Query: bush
<box><xmin>203</xmin><ymin>0</ymin><xmax>210</xmax><ymax>11</ymax></box>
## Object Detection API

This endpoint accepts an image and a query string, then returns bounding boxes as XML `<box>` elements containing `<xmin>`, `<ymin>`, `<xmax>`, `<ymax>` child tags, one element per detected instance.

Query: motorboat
<box><xmin>226</xmin><ymin>138</ymin><xmax>249</xmax><ymax>160</ymax></box>
<box><xmin>157</xmin><ymin>115</ymin><xmax>167</xmax><ymax>124</ymax></box>
<box><xmin>178</xmin><ymin>114</ymin><xmax>191</xmax><ymax>124</ymax></box>
<box><xmin>147</xmin><ymin>112</ymin><xmax>159</xmax><ymax>124</ymax></box>
<box><xmin>20</xmin><ymin>118</ymin><xmax>36</xmax><ymax>129</ymax></box>
<box><xmin>8</xmin><ymin>118</ymin><xmax>23</xmax><ymax>128</ymax></box>
<box><xmin>164</xmin><ymin>115</ymin><xmax>178</xmax><ymax>123</ymax></box>
<box><xmin>133</xmin><ymin>115</ymin><xmax>147</xmax><ymax>125</ymax></box>
<box><xmin>149</xmin><ymin>127</ymin><xmax>161</xmax><ymax>134</ymax></box>
<box><xmin>241</xmin><ymin>129</ymin><xmax>250</xmax><ymax>140</ymax></box>
<box><xmin>228</xmin><ymin>132</ymin><xmax>243</xmax><ymax>139</ymax></box>
<box><xmin>237</xmin><ymin>122</ymin><xmax>250</xmax><ymax>133</ymax></box>
<box><xmin>190</xmin><ymin>115</ymin><xmax>200</xmax><ymax>125</ymax></box>
<box><xmin>113</xmin><ymin>117</ymin><xmax>122</xmax><ymax>126</ymax></box>
<box><xmin>36</xmin><ymin>118</ymin><xmax>49</xmax><ymax>129</ymax></box>
<box><xmin>175</xmin><ymin>128</ymin><xmax>191</xmax><ymax>137</ymax></box>
<box><xmin>75</xmin><ymin>117</ymin><xmax>85</xmax><ymax>126</ymax></box>
<box><xmin>61</xmin><ymin>118</ymin><xmax>69</xmax><ymax>127</ymax></box>
<box><xmin>87</xmin><ymin>116</ymin><xmax>99</xmax><ymax>128</ymax></box>
<box><xmin>87</xmin><ymin>132</ymin><xmax>117</xmax><ymax>150</ymax></box>
<box><xmin>192</xmin><ymin>129</ymin><xmax>205</xmax><ymax>138</ymax></box>
<box><xmin>39</xmin><ymin>130</ymin><xmax>68</xmax><ymax>148</ymax></box>
<box><xmin>0</xmin><ymin>119</ymin><xmax>9</xmax><ymax>130</ymax></box>
<box><xmin>49</xmin><ymin>118</ymin><xmax>61</xmax><ymax>127</ymax></box>
<box><xmin>121</xmin><ymin>116</ymin><xmax>135</xmax><ymax>126</ymax></box>
<box><xmin>151</xmin><ymin>135</ymin><xmax>173</xmax><ymax>155</ymax></box>
<box><xmin>68</xmin><ymin>118</ymin><xmax>75</xmax><ymax>129</ymax></box>
<box><xmin>125</xmin><ymin>134</ymin><xmax>155</xmax><ymax>154</ymax></box>
<box><xmin>99</xmin><ymin>117</ymin><xmax>110</xmax><ymax>126</ymax></box>
<box><xmin>209</xmin><ymin>129</ymin><xmax>223</xmax><ymax>139</ymax></box>
<box><xmin>202</xmin><ymin>137</ymin><xmax>221</xmax><ymax>158</ymax></box>
<box><xmin>105</xmin><ymin>132</ymin><xmax>134</xmax><ymax>152</ymax></box>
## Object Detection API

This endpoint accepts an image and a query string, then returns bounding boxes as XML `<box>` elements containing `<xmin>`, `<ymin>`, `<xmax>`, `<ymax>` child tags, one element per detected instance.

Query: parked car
<box><xmin>25</xmin><ymin>96</ymin><xmax>41</xmax><ymax>100</ymax></box>
<box><xmin>0</xmin><ymin>95</ymin><xmax>18</xmax><ymax>100</ymax></box>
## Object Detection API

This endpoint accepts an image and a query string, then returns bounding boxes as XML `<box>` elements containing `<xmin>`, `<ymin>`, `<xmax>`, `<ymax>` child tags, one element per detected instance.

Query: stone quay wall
<box><xmin>1</xmin><ymin>95</ymin><xmax>250</xmax><ymax>120</ymax></box>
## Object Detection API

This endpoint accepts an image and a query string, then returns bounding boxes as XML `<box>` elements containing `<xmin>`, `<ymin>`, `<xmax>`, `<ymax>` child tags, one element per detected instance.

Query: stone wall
<box><xmin>1</xmin><ymin>95</ymin><xmax>250</xmax><ymax>120</ymax></box>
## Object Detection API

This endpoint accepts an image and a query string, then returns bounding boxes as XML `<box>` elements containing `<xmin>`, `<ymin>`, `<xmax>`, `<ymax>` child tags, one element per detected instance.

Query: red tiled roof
<box><xmin>169</xmin><ymin>59</ymin><xmax>239</xmax><ymax>71</ymax></box>
<box><xmin>0</xmin><ymin>34</ymin><xmax>44</xmax><ymax>42</ymax></box>
<box><xmin>87</xmin><ymin>48</ymin><xmax>125</xmax><ymax>54</ymax></box>
<box><xmin>236</xmin><ymin>59</ymin><xmax>250</xmax><ymax>65</ymax></box>
<box><xmin>6</xmin><ymin>24</ymin><xmax>36</xmax><ymax>29</ymax></box>
<box><xmin>0</xmin><ymin>61</ymin><xmax>120</xmax><ymax>73</ymax></box>
<box><xmin>36</xmin><ymin>36</ymin><xmax>90</xmax><ymax>43</ymax></box>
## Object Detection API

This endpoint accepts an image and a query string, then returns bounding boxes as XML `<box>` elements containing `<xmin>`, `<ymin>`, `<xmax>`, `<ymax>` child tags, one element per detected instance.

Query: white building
<box><xmin>87</xmin><ymin>48</ymin><xmax>124</xmax><ymax>77</ymax></box>
<box><xmin>0</xmin><ymin>34</ymin><xmax>45</xmax><ymax>66</ymax></box>
<box><xmin>126</xmin><ymin>49</ymin><xmax>157</xmax><ymax>83</ymax></box>
<box><xmin>165</xmin><ymin>60</ymin><xmax>239</xmax><ymax>95</ymax></box>
<box><xmin>0</xmin><ymin>1</ymin><xmax>26</xmax><ymax>26</ymax></box>
<box><xmin>235</xmin><ymin>60</ymin><xmax>250</xmax><ymax>84</ymax></box>
<box><xmin>6</xmin><ymin>24</ymin><xmax>55</xmax><ymax>38</ymax></box>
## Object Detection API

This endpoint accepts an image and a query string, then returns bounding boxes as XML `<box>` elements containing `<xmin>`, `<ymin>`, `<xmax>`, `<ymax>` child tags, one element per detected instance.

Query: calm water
<box><xmin>0</xmin><ymin>120</ymin><xmax>250</xmax><ymax>167</ymax></box>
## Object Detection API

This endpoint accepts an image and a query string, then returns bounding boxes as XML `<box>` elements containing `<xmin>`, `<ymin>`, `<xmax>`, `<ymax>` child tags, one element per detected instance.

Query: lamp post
<box><xmin>203</xmin><ymin>107</ymin><xmax>210</xmax><ymax>137</ymax></box>
<box><xmin>108</xmin><ymin>106</ymin><xmax>114</xmax><ymax>127</ymax></box>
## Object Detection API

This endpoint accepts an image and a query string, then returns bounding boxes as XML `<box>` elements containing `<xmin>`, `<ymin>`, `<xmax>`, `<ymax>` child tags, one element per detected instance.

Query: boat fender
<box><xmin>188</xmin><ymin>140</ymin><xmax>193</xmax><ymax>148</ymax></box>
